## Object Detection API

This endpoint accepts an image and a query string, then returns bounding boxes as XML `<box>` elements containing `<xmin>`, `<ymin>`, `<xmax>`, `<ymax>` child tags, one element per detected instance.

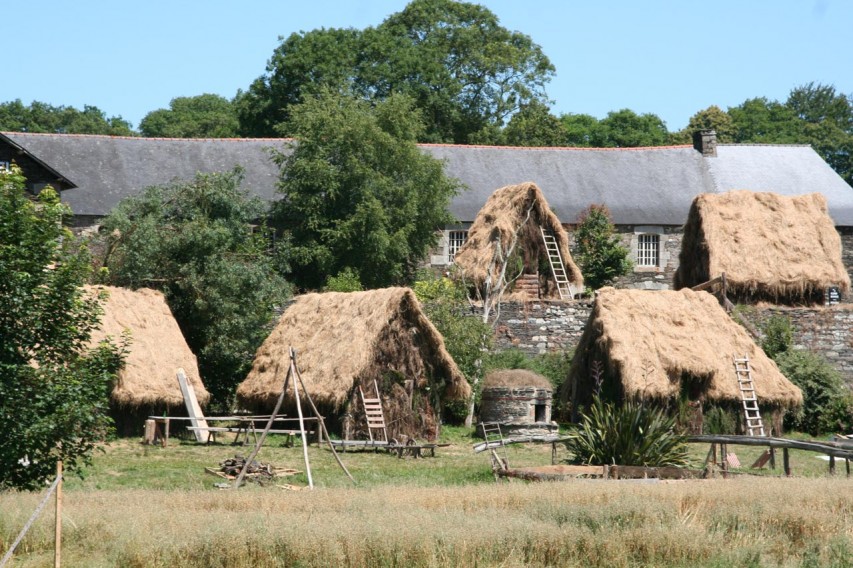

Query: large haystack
<box><xmin>674</xmin><ymin>191</ymin><xmax>850</xmax><ymax>303</ymax></box>
<box><xmin>237</xmin><ymin>287</ymin><xmax>470</xmax><ymax>441</ymax></box>
<box><xmin>453</xmin><ymin>182</ymin><xmax>583</xmax><ymax>299</ymax></box>
<box><xmin>562</xmin><ymin>288</ymin><xmax>802</xmax><ymax>418</ymax></box>
<box><xmin>87</xmin><ymin>286</ymin><xmax>208</xmax><ymax>431</ymax></box>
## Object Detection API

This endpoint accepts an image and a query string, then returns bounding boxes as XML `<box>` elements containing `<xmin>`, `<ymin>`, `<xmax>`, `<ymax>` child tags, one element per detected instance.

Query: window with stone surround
<box><xmin>636</xmin><ymin>233</ymin><xmax>660</xmax><ymax>267</ymax></box>
<box><xmin>447</xmin><ymin>230</ymin><xmax>468</xmax><ymax>263</ymax></box>
<box><xmin>630</xmin><ymin>226</ymin><xmax>666</xmax><ymax>271</ymax></box>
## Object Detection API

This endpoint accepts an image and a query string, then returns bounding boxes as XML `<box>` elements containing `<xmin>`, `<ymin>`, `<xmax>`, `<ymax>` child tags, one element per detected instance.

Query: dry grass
<box><xmin>565</xmin><ymin>287</ymin><xmax>803</xmax><ymax>410</ymax></box>
<box><xmin>87</xmin><ymin>285</ymin><xmax>208</xmax><ymax>407</ymax></box>
<box><xmin>3</xmin><ymin>476</ymin><xmax>852</xmax><ymax>567</ymax></box>
<box><xmin>675</xmin><ymin>191</ymin><xmax>850</xmax><ymax>303</ymax></box>
<box><xmin>236</xmin><ymin>288</ymin><xmax>470</xmax><ymax>436</ymax></box>
<box><xmin>2</xmin><ymin>433</ymin><xmax>852</xmax><ymax>567</ymax></box>
<box><xmin>453</xmin><ymin>182</ymin><xmax>583</xmax><ymax>296</ymax></box>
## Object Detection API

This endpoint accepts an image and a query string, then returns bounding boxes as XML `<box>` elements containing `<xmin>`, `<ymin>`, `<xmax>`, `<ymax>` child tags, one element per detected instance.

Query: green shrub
<box><xmin>703</xmin><ymin>405</ymin><xmax>737</xmax><ymax>435</ymax></box>
<box><xmin>761</xmin><ymin>314</ymin><xmax>793</xmax><ymax>358</ymax></box>
<box><xmin>564</xmin><ymin>396</ymin><xmax>689</xmax><ymax>467</ymax></box>
<box><xmin>775</xmin><ymin>349</ymin><xmax>853</xmax><ymax>435</ymax></box>
<box><xmin>323</xmin><ymin>267</ymin><xmax>363</xmax><ymax>292</ymax></box>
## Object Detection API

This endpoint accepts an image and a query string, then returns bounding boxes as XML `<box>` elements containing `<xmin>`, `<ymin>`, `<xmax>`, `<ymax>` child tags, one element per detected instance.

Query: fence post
<box><xmin>55</xmin><ymin>460</ymin><xmax>62</xmax><ymax>568</ymax></box>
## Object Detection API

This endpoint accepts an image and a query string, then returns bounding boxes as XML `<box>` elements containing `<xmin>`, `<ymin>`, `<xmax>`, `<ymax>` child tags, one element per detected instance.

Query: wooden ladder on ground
<box><xmin>359</xmin><ymin>380</ymin><xmax>388</xmax><ymax>444</ymax></box>
<box><xmin>540</xmin><ymin>228</ymin><xmax>573</xmax><ymax>300</ymax></box>
<box><xmin>734</xmin><ymin>355</ymin><xmax>766</xmax><ymax>437</ymax></box>
<box><xmin>479</xmin><ymin>422</ymin><xmax>509</xmax><ymax>478</ymax></box>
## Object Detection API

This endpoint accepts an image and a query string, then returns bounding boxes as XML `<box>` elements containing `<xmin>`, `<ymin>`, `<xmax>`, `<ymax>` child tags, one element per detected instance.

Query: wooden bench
<box><xmin>187</xmin><ymin>425</ymin><xmax>316</xmax><ymax>446</ymax></box>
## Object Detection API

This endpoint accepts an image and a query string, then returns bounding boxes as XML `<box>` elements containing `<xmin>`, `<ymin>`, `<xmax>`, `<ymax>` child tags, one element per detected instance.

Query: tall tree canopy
<box><xmin>591</xmin><ymin>109</ymin><xmax>670</xmax><ymax>147</ymax></box>
<box><xmin>271</xmin><ymin>90</ymin><xmax>459</xmax><ymax>290</ymax></box>
<box><xmin>0</xmin><ymin>99</ymin><xmax>133</xmax><ymax>135</ymax></box>
<box><xmin>1</xmin><ymin>167</ymin><xmax>123</xmax><ymax>490</ymax></box>
<box><xmin>236</xmin><ymin>0</ymin><xmax>554</xmax><ymax>143</ymax></box>
<box><xmin>97</xmin><ymin>169</ymin><xmax>290</xmax><ymax>408</ymax></box>
<box><xmin>139</xmin><ymin>94</ymin><xmax>239</xmax><ymax>138</ymax></box>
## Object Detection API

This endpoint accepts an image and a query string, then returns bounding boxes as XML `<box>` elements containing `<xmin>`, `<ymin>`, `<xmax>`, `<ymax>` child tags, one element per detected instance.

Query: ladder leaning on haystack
<box><xmin>539</xmin><ymin>227</ymin><xmax>574</xmax><ymax>300</ymax></box>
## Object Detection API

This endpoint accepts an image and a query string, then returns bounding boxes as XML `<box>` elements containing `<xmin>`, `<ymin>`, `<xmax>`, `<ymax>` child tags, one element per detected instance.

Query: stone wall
<box><xmin>491</xmin><ymin>300</ymin><xmax>593</xmax><ymax>354</ymax></box>
<box><xmin>611</xmin><ymin>225</ymin><xmax>683</xmax><ymax>291</ymax></box>
<box><xmin>739</xmin><ymin>305</ymin><xmax>853</xmax><ymax>383</ymax></box>
<box><xmin>839</xmin><ymin>229</ymin><xmax>853</xmax><ymax>304</ymax></box>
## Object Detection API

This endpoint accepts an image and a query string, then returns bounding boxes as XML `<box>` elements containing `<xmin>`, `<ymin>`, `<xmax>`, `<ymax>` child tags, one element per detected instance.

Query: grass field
<box><xmin>2</xmin><ymin>427</ymin><xmax>852</xmax><ymax>567</ymax></box>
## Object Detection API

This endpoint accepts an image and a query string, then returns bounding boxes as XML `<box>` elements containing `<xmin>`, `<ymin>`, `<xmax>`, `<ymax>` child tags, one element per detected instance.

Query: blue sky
<box><xmin>5</xmin><ymin>0</ymin><xmax>851</xmax><ymax>132</ymax></box>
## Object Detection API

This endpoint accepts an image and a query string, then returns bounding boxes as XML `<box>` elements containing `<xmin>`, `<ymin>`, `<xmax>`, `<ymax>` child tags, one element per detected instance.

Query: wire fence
<box><xmin>0</xmin><ymin>472</ymin><xmax>62</xmax><ymax>568</ymax></box>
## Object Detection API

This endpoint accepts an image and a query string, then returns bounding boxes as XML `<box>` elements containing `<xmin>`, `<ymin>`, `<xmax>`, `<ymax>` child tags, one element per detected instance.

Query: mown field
<box><xmin>2</xmin><ymin>427</ymin><xmax>852</xmax><ymax>567</ymax></box>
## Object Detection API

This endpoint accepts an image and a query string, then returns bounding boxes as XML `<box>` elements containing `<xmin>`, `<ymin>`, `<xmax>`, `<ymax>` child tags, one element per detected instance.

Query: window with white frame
<box><xmin>636</xmin><ymin>233</ymin><xmax>660</xmax><ymax>267</ymax></box>
<box><xmin>447</xmin><ymin>230</ymin><xmax>468</xmax><ymax>263</ymax></box>
<box><xmin>0</xmin><ymin>161</ymin><xmax>10</xmax><ymax>172</ymax></box>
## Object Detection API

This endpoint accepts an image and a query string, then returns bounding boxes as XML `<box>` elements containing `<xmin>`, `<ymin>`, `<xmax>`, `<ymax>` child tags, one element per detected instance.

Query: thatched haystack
<box><xmin>453</xmin><ymin>182</ymin><xmax>583</xmax><ymax>299</ymax></box>
<box><xmin>480</xmin><ymin>369</ymin><xmax>557</xmax><ymax>436</ymax></box>
<box><xmin>236</xmin><ymin>287</ymin><xmax>470</xmax><ymax>441</ymax></box>
<box><xmin>674</xmin><ymin>191</ymin><xmax>850</xmax><ymax>304</ymax></box>
<box><xmin>87</xmin><ymin>286</ymin><xmax>208</xmax><ymax>431</ymax></box>
<box><xmin>562</xmin><ymin>288</ymin><xmax>802</xmax><ymax>422</ymax></box>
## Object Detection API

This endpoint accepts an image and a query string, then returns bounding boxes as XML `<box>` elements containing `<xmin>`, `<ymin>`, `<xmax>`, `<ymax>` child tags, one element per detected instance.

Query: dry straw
<box><xmin>237</xmin><ymin>288</ymin><xmax>470</xmax><ymax>434</ymax></box>
<box><xmin>674</xmin><ymin>190</ymin><xmax>850</xmax><ymax>302</ymax></box>
<box><xmin>453</xmin><ymin>182</ymin><xmax>583</xmax><ymax>296</ymax></box>
<box><xmin>86</xmin><ymin>285</ymin><xmax>209</xmax><ymax>407</ymax></box>
<box><xmin>564</xmin><ymin>287</ymin><xmax>803</xmax><ymax>409</ymax></box>
<box><xmin>483</xmin><ymin>369</ymin><xmax>552</xmax><ymax>390</ymax></box>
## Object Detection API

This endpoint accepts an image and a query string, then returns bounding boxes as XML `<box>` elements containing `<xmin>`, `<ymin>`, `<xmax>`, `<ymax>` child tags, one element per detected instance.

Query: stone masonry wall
<box><xmin>839</xmin><ymin>229</ymin><xmax>853</xmax><ymax>304</ymax></box>
<box><xmin>739</xmin><ymin>305</ymin><xmax>853</xmax><ymax>384</ymax></box>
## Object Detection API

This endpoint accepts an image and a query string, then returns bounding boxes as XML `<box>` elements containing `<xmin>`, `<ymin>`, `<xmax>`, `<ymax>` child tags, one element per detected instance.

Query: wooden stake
<box><xmin>292</xmin><ymin>352</ymin><xmax>356</xmax><ymax>484</ymax></box>
<box><xmin>54</xmin><ymin>460</ymin><xmax>62</xmax><ymax>568</ymax></box>
<box><xmin>290</xmin><ymin>350</ymin><xmax>313</xmax><ymax>490</ymax></box>
<box><xmin>233</xmin><ymin>361</ymin><xmax>291</xmax><ymax>489</ymax></box>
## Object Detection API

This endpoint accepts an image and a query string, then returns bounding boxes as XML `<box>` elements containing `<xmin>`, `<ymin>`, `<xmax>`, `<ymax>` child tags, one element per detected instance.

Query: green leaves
<box><xmin>237</xmin><ymin>0</ymin><xmax>554</xmax><ymax>143</ymax></box>
<box><xmin>272</xmin><ymin>91</ymin><xmax>459</xmax><ymax>290</ymax></box>
<box><xmin>573</xmin><ymin>205</ymin><xmax>632</xmax><ymax>290</ymax></box>
<box><xmin>1</xmin><ymin>168</ymin><xmax>124</xmax><ymax>490</ymax></box>
<box><xmin>565</xmin><ymin>397</ymin><xmax>689</xmax><ymax>467</ymax></box>
<box><xmin>98</xmin><ymin>169</ymin><xmax>291</xmax><ymax>408</ymax></box>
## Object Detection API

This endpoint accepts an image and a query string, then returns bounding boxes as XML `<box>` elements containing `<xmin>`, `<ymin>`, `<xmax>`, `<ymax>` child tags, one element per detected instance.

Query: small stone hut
<box><xmin>479</xmin><ymin>369</ymin><xmax>558</xmax><ymax>437</ymax></box>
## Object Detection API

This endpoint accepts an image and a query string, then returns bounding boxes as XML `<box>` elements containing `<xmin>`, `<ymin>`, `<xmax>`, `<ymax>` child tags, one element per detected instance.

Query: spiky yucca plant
<box><xmin>566</xmin><ymin>397</ymin><xmax>689</xmax><ymax>467</ymax></box>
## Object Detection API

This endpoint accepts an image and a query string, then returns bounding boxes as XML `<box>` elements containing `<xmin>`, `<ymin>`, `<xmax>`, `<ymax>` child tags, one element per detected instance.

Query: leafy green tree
<box><xmin>413</xmin><ymin>274</ymin><xmax>491</xmax><ymax>422</ymax></box>
<box><xmin>97</xmin><ymin>168</ymin><xmax>290</xmax><ymax>408</ymax></box>
<box><xmin>501</xmin><ymin>101</ymin><xmax>566</xmax><ymax>147</ymax></box>
<box><xmin>1</xmin><ymin>167</ymin><xmax>124</xmax><ymax>490</ymax></box>
<box><xmin>591</xmin><ymin>109</ymin><xmax>669</xmax><ymax>147</ymax></box>
<box><xmin>140</xmin><ymin>94</ymin><xmax>239</xmax><ymax>138</ymax></box>
<box><xmin>671</xmin><ymin>105</ymin><xmax>736</xmax><ymax>144</ymax></box>
<box><xmin>235</xmin><ymin>28</ymin><xmax>362</xmax><ymax>137</ymax></box>
<box><xmin>0</xmin><ymin>99</ymin><xmax>133</xmax><ymax>135</ymax></box>
<box><xmin>728</xmin><ymin>97</ymin><xmax>803</xmax><ymax>143</ymax></box>
<box><xmin>323</xmin><ymin>268</ymin><xmax>364</xmax><ymax>293</ymax></box>
<box><xmin>560</xmin><ymin>113</ymin><xmax>599</xmax><ymax>147</ymax></box>
<box><xmin>573</xmin><ymin>205</ymin><xmax>631</xmax><ymax>290</ymax></box>
<box><xmin>271</xmin><ymin>91</ymin><xmax>459</xmax><ymax>289</ymax></box>
<box><xmin>237</xmin><ymin>0</ymin><xmax>554</xmax><ymax>143</ymax></box>
<box><xmin>787</xmin><ymin>82</ymin><xmax>853</xmax><ymax>186</ymax></box>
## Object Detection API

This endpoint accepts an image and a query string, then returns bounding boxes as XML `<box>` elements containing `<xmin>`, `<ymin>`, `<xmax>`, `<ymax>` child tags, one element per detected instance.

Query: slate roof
<box><xmin>2</xmin><ymin>132</ymin><xmax>852</xmax><ymax>226</ymax></box>
<box><xmin>424</xmin><ymin>144</ymin><xmax>714</xmax><ymax>225</ymax></box>
<box><xmin>0</xmin><ymin>132</ymin><xmax>290</xmax><ymax>216</ymax></box>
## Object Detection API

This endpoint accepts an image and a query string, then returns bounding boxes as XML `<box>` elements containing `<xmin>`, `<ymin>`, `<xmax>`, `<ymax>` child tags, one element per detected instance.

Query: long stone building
<box><xmin>2</xmin><ymin>130</ymin><xmax>852</xmax><ymax>293</ymax></box>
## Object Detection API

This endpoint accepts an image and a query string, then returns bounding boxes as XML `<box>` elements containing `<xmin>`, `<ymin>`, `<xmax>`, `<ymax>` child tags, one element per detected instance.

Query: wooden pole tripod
<box><xmin>233</xmin><ymin>347</ymin><xmax>354</xmax><ymax>489</ymax></box>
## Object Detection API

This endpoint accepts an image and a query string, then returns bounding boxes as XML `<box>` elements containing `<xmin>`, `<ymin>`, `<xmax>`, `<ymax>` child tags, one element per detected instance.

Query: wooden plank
<box><xmin>177</xmin><ymin>368</ymin><xmax>208</xmax><ymax>443</ymax></box>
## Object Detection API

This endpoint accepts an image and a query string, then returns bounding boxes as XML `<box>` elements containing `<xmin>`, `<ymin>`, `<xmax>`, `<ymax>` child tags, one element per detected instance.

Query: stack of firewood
<box><xmin>206</xmin><ymin>455</ymin><xmax>300</xmax><ymax>486</ymax></box>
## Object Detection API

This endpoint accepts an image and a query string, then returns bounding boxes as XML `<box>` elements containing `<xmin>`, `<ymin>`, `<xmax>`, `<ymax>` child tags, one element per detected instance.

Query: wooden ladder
<box><xmin>359</xmin><ymin>380</ymin><xmax>388</xmax><ymax>444</ymax></box>
<box><xmin>734</xmin><ymin>355</ymin><xmax>765</xmax><ymax>437</ymax></box>
<box><xmin>479</xmin><ymin>422</ymin><xmax>509</xmax><ymax>478</ymax></box>
<box><xmin>539</xmin><ymin>227</ymin><xmax>573</xmax><ymax>300</ymax></box>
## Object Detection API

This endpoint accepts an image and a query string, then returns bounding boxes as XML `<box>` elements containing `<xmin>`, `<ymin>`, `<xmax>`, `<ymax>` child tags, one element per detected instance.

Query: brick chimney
<box><xmin>693</xmin><ymin>129</ymin><xmax>717</xmax><ymax>157</ymax></box>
